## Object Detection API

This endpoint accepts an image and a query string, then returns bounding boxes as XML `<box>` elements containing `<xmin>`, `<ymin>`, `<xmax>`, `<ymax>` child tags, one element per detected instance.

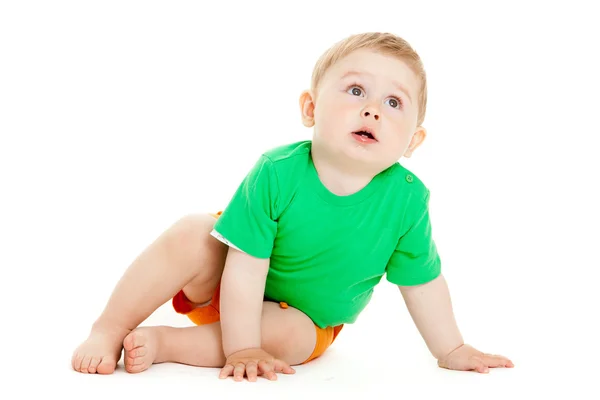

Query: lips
<box><xmin>352</xmin><ymin>127</ymin><xmax>378</xmax><ymax>141</ymax></box>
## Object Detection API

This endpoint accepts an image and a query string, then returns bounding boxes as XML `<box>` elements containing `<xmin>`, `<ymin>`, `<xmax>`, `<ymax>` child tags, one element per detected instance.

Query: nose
<box><xmin>362</xmin><ymin>107</ymin><xmax>380</xmax><ymax>121</ymax></box>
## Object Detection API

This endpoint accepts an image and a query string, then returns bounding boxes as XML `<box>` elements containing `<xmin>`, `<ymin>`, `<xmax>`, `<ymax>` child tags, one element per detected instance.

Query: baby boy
<box><xmin>71</xmin><ymin>32</ymin><xmax>513</xmax><ymax>381</ymax></box>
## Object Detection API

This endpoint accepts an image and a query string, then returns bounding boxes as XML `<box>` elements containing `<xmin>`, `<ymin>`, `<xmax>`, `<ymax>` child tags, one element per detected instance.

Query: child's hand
<box><xmin>437</xmin><ymin>344</ymin><xmax>514</xmax><ymax>373</ymax></box>
<box><xmin>219</xmin><ymin>348</ymin><xmax>296</xmax><ymax>382</ymax></box>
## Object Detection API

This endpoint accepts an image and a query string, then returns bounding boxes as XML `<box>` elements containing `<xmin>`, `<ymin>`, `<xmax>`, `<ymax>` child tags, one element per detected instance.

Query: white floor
<box><xmin>5</xmin><ymin>276</ymin><xmax>596</xmax><ymax>400</ymax></box>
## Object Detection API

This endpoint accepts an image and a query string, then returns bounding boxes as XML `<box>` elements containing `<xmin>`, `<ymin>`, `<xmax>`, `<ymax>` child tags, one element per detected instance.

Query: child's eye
<box><xmin>347</xmin><ymin>86</ymin><xmax>363</xmax><ymax>96</ymax></box>
<box><xmin>386</xmin><ymin>97</ymin><xmax>402</xmax><ymax>109</ymax></box>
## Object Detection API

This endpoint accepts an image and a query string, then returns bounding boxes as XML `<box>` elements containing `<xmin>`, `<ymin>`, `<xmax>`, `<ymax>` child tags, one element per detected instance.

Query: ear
<box><xmin>299</xmin><ymin>90</ymin><xmax>316</xmax><ymax>127</ymax></box>
<box><xmin>404</xmin><ymin>126</ymin><xmax>427</xmax><ymax>158</ymax></box>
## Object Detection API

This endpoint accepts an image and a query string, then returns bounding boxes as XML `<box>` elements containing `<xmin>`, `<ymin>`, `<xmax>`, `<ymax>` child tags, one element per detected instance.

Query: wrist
<box><xmin>435</xmin><ymin>341</ymin><xmax>465</xmax><ymax>360</ymax></box>
<box><xmin>224</xmin><ymin>346</ymin><xmax>263</xmax><ymax>360</ymax></box>
<box><xmin>223</xmin><ymin>339</ymin><xmax>262</xmax><ymax>359</ymax></box>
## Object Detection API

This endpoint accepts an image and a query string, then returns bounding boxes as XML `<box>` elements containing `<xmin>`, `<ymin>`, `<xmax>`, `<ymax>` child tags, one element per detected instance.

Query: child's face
<box><xmin>302</xmin><ymin>49</ymin><xmax>426</xmax><ymax>173</ymax></box>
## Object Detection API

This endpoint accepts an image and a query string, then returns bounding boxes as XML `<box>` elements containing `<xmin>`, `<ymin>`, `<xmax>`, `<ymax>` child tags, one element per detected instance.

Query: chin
<box><xmin>338</xmin><ymin>146</ymin><xmax>390</xmax><ymax>171</ymax></box>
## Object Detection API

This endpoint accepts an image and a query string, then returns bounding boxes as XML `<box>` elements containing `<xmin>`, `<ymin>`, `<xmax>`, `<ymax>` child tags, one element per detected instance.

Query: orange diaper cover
<box><xmin>172</xmin><ymin>282</ymin><xmax>342</xmax><ymax>365</ymax></box>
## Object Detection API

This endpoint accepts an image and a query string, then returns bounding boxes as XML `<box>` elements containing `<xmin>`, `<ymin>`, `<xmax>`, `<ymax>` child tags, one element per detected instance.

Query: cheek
<box><xmin>385</xmin><ymin>109</ymin><xmax>411</xmax><ymax>129</ymax></box>
<box><xmin>382</xmin><ymin>117</ymin><xmax>413</xmax><ymax>145</ymax></box>
<box><xmin>331</xmin><ymin>102</ymin><xmax>361</xmax><ymax>129</ymax></box>
<box><xmin>317</xmin><ymin>98</ymin><xmax>352</xmax><ymax>124</ymax></box>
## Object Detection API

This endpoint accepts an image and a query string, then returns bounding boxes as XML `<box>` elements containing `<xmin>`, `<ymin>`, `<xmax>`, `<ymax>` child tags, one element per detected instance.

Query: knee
<box><xmin>261</xmin><ymin>305</ymin><xmax>316</xmax><ymax>365</ymax></box>
<box><xmin>273</xmin><ymin>323</ymin><xmax>316</xmax><ymax>365</ymax></box>
<box><xmin>264</xmin><ymin>325</ymin><xmax>294</xmax><ymax>358</ymax></box>
<box><xmin>173</xmin><ymin>213</ymin><xmax>215</xmax><ymax>236</ymax></box>
<box><xmin>166</xmin><ymin>213</ymin><xmax>217</xmax><ymax>260</ymax></box>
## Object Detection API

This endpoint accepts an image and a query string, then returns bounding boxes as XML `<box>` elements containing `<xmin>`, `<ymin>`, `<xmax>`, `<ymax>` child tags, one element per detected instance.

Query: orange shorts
<box><xmin>172</xmin><ymin>275</ymin><xmax>342</xmax><ymax>365</ymax></box>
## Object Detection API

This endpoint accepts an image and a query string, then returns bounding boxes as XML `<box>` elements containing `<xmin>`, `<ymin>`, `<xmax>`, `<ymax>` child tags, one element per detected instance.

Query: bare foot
<box><xmin>71</xmin><ymin>326</ymin><xmax>129</xmax><ymax>374</ymax></box>
<box><xmin>123</xmin><ymin>327</ymin><xmax>166</xmax><ymax>373</ymax></box>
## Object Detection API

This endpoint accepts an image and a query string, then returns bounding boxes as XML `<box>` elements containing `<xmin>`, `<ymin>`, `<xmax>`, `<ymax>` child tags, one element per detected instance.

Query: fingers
<box><xmin>219</xmin><ymin>362</ymin><xmax>255</xmax><ymax>381</ymax></box>
<box><xmin>258</xmin><ymin>360</ymin><xmax>277</xmax><ymax>381</ymax></box>
<box><xmin>470</xmin><ymin>354</ymin><xmax>514</xmax><ymax>373</ymax></box>
<box><xmin>274</xmin><ymin>359</ymin><xmax>296</xmax><ymax>375</ymax></box>
<box><xmin>233</xmin><ymin>362</ymin><xmax>246</xmax><ymax>382</ymax></box>
<box><xmin>439</xmin><ymin>355</ymin><xmax>488</xmax><ymax>373</ymax></box>
<box><xmin>219</xmin><ymin>356</ymin><xmax>295</xmax><ymax>382</ymax></box>
<box><xmin>219</xmin><ymin>364</ymin><xmax>234</xmax><ymax>379</ymax></box>
<box><xmin>469</xmin><ymin>356</ymin><xmax>489</xmax><ymax>374</ymax></box>
<box><xmin>246</xmin><ymin>361</ymin><xmax>259</xmax><ymax>382</ymax></box>
<box><xmin>482</xmin><ymin>354</ymin><xmax>514</xmax><ymax>368</ymax></box>
<box><xmin>438</xmin><ymin>345</ymin><xmax>514</xmax><ymax>374</ymax></box>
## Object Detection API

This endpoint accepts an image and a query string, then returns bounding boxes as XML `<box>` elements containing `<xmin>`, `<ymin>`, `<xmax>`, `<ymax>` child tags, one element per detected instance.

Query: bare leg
<box><xmin>71</xmin><ymin>213</ymin><xmax>227</xmax><ymax>374</ymax></box>
<box><xmin>122</xmin><ymin>301</ymin><xmax>318</xmax><ymax>374</ymax></box>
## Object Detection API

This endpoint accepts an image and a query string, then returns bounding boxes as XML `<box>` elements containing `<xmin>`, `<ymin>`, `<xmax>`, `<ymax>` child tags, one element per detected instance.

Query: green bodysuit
<box><xmin>212</xmin><ymin>141</ymin><xmax>441</xmax><ymax>328</ymax></box>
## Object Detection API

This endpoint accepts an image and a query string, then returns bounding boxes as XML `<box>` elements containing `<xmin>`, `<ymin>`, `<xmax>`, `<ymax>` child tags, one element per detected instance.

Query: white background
<box><xmin>1</xmin><ymin>0</ymin><xmax>599</xmax><ymax>398</ymax></box>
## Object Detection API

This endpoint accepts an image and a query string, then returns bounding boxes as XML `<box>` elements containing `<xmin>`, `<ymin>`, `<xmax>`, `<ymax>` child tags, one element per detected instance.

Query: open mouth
<box><xmin>352</xmin><ymin>129</ymin><xmax>377</xmax><ymax>141</ymax></box>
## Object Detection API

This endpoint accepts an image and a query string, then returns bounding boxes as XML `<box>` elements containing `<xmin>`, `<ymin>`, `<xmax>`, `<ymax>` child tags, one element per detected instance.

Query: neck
<box><xmin>311</xmin><ymin>143</ymin><xmax>378</xmax><ymax>196</ymax></box>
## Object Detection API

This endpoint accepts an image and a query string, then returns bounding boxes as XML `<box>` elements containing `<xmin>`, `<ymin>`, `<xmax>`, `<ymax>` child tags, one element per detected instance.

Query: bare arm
<box><xmin>398</xmin><ymin>274</ymin><xmax>464</xmax><ymax>360</ymax></box>
<box><xmin>399</xmin><ymin>273</ymin><xmax>515</xmax><ymax>373</ymax></box>
<box><xmin>219</xmin><ymin>246</ymin><xmax>270</xmax><ymax>357</ymax></box>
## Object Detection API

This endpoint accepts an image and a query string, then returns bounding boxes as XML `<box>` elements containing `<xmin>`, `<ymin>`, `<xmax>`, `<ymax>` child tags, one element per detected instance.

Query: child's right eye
<box><xmin>347</xmin><ymin>86</ymin><xmax>364</xmax><ymax>96</ymax></box>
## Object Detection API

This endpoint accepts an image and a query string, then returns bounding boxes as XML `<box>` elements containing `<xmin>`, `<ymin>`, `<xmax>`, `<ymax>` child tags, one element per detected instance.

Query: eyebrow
<box><xmin>340</xmin><ymin>70</ymin><xmax>413</xmax><ymax>104</ymax></box>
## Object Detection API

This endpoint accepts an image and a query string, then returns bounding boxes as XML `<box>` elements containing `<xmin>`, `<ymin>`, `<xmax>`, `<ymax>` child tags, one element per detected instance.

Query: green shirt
<box><xmin>213</xmin><ymin>141</ymin><xmax>441</xmax><ymax>328</ymax></box>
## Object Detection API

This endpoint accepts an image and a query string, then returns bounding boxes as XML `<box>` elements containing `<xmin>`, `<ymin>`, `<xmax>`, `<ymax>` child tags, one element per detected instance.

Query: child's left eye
<box><xmin>386</xmin><ymin>98</ymin><xmax>401</xmax><ymax>109</ymax></box>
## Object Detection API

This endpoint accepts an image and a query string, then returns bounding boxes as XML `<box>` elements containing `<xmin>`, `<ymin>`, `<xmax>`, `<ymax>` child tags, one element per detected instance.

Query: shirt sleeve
<box><xmin>212</xmin><ymin>154</ymin><xmax>279</xmax><ymax>259</ymax></box>
<box><xmin>385</xmin><ymin>191</ymin><xmax>442</xmax><ymax>286</ymax></box>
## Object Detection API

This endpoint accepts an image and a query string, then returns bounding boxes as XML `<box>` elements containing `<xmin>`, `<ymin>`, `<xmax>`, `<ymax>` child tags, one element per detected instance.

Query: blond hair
<box><xmin>311</xmin><ymin>32</ymin><xmax>428</xmax><ymax>126</ymax></box>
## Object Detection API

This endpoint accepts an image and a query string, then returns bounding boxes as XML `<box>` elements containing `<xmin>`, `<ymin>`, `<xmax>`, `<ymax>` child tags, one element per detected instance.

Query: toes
<box><xmin>121</xmin><ymin>329</ymin><xmax>157</xmax><ymax>374</ymax></box>
<box><xmin>88</xmin><ymin>357</ymin><xmax>101</xmax><ymax>374</ymax></box>
<box><xmin>125</xmin><ymin>362</ymin><xmax>149</xmax><ymax>374</ymax></box>
<box><xmin>80</xmin><ymin>355</ymin><xmax>92</xmax><ymax>373</ymax></box>
<box><xmin>123</xmin><ymin>331</ymin><xmax>148</xmax><ymax>365</ymax></box>
<box><xmin>124</xmin><ymin>351</ymin><xmax>145</xmax><ymax>369</ymax></box>
<box><xmin>126</xmin><ymin>346</ymin><xmax>148</xmax><ymax>358</ymax></box>
<box><xmin>124</xmin><ymin>353</ymin><xmax>150</xmax><ymax>374</ymax></box>
<box><xmin>123</xmin><ymin>333</ymin><xmax>134</xmax><ymax>351</ymax></box>
<box><xmin>96</xmin><ymin>356</ymin><xmax>117</xmax><ymax>375</ymax></box>
<box><xmin>123</xmin><ymin>332</ymin><xmax>153</xmax><ymax>374</ymax></box>
<box><xmin>123</xmin><ymin>331</ymin><xmax>146</xmax><ymax>351</ymax></box>
<box><xmin>72</xmin><ymin>353</ymin><xmax>84</xmax><ymax>372</ymax></box>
